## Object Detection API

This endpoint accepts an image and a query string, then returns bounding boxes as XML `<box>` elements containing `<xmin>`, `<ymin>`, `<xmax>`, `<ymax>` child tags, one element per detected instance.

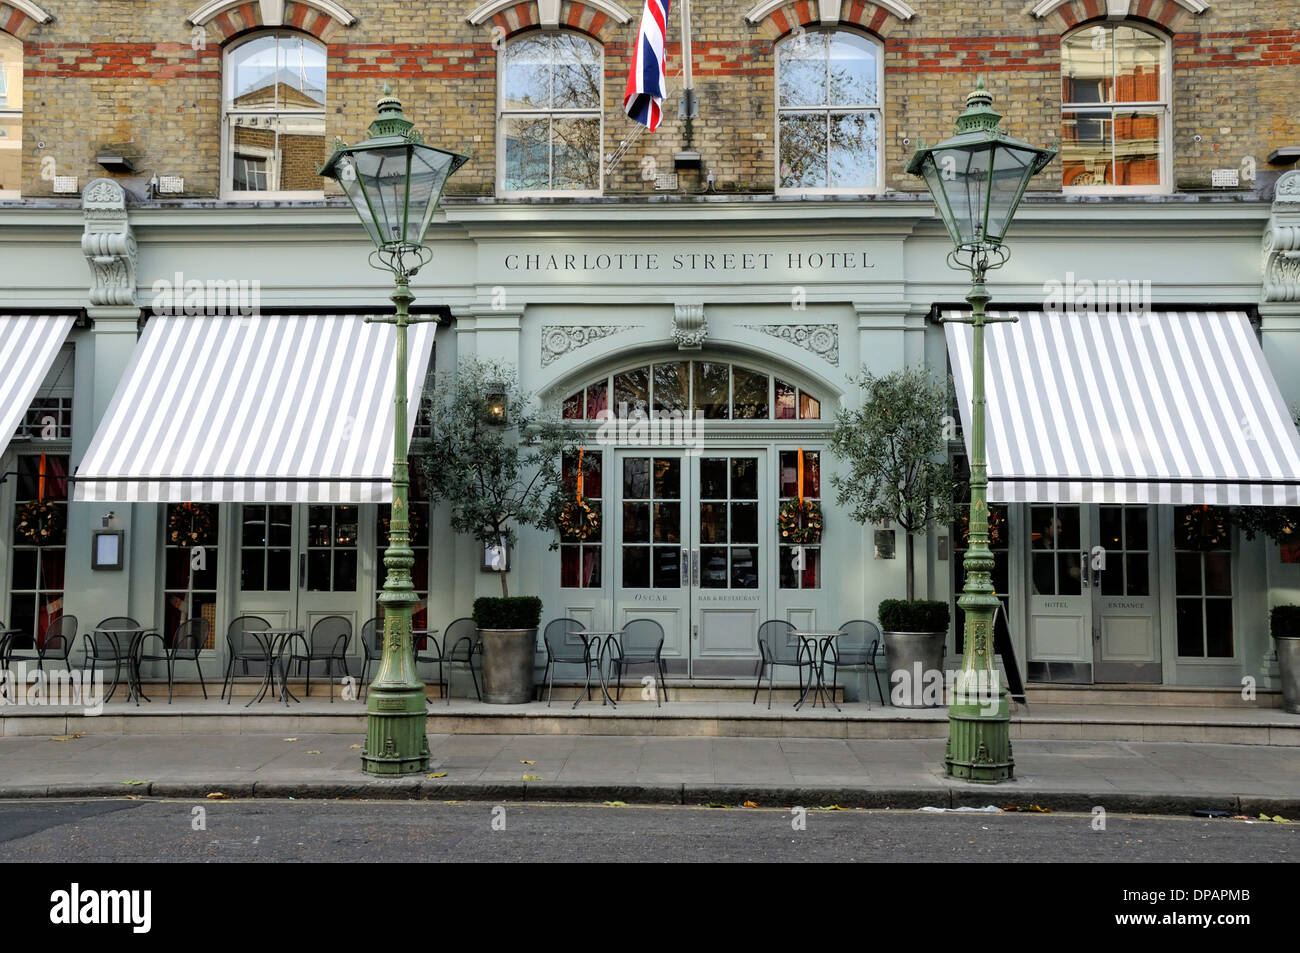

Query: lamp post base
<box><xmin>945</xmin><ymin>697</ymin><xmax>1014</xmax><ymax>782</ymax></box>
<box><xmin>362</xmin><ymin>686</ymin><xmax>430</xmax><ymax>776</ymax></box>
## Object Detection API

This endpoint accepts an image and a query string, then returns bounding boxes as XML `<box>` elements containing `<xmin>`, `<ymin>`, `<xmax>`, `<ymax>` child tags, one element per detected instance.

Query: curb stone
<box><xmin>0</xmin><ymin>781</ymin><xmax>1296</xmax><ymax>817</ymax></box>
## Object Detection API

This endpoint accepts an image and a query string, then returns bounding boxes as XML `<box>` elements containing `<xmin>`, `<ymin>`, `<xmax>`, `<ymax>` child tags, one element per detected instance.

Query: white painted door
<box><xmin>1091</xmin><ymin>504</ymin><xmax>1160</xmax><ymax>683</ymax></box>
<box><xmin>236</xmin><ymin>503</ymin><xmax>361</xmax><ymax>647</ymax></box>
<box><xmin>1027</xmin><ymin>504</ymin><xmax>1090</xmax><ymax>681</ymax></box>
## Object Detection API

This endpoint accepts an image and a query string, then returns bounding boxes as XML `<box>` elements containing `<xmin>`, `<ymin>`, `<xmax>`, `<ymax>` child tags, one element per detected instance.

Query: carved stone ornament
<box><xmin>541</xmin><ymin>324</ymin><xmax>640</xmax><ymax>367</ymax></box>
<box><xmin>741</xmin><ymin>323</ymin><xmax>840</xmax><ymax>366</ymax></box>
<box><xmin>672</xmin><ymin>304</ymin><xmax>707</xmax><ymax>350</ymax></box>
<box><xmin>81</xmin><ymin>178</ymin><xmax>138</xmax><ymax>308</ymax></box>
<box><xmin>1262</xmin><ymin>170</ymin><xmax>1300</xmax><ymax>303</ymax></box>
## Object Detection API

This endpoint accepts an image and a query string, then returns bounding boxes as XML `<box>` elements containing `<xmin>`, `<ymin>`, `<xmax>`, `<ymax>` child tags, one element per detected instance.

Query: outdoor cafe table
<box><xmin>245</xmin><ymin>629</ymin><xmax>305</xmax><ymax>707</ymax></box>
<box><xmin>574</xmin><ymin>629</ymin><xmax>624</xmax><ymax>709</ymax></box>
<box><xmin>97</xmin><ymin>627</ymin><xmax>157</xmax><ymax>706</ymax></box>
<box><xmin>791</xmin><ymin>630</ymin><xmax>843</xmax><ymax>713</ymax></box>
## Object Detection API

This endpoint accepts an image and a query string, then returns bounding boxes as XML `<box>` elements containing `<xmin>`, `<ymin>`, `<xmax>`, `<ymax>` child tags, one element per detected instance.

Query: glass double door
<box><xmin>237</xmin><ymin>504</ymin><xmax>363</xmax><ymax>643</ymax></box>
<box><xmin>614</xmin><ymin>451</ymin><xmax>768</xmax><ymax>677</ymax></box>
<box><xmin>1028</xmin><ymin>503</ymin><xmax>1160</xmax><ymax>683</ymax></box>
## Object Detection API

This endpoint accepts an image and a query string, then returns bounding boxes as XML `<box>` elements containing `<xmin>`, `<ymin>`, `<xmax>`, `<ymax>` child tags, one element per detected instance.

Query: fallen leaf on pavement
<box><xmin>349</xmin><ymin>744</ymin><xmax>363</xmax><ymax>749</ymax></box>
<box><xmin>283</xmin><ymin>737</ymin><xmax>298</xmax><ymax>742</ymax></box>
<box><xmin>426</xmin><ymin>772</ymin><xmax>448</xmax><ymax>779</ymax></box>
<box><xmin>306</xmin><ymin>750</ymin><xmax>322</xmax><ymax>755</ymax></box>
<box><xmin>742</xmin><ymin>800</ymin><xmax>760</xmax><ymax>809</ymax></box>
<box><xmin>522</xmin><ymin>775</ymin><xmax>543</xmax><ymax>781</ymax></box>
<box><xmin>50</xmin><ymin>733</ymin><xmax>84</xmax><ymax>741</ymax></box>
<box><xmin>704</xmin><ymin>802</ymin><xmax>729</xmax><ymax>809</ymax></box>
<box><xmin>604</xmin><ymin>800</ymin><xmax>627</xmax><ymax>807</ymax></box>
<box><xmin>206</xmin><ymin>792</ymin><xmax>229</xmax><ymax>800</ymax></box>
<box><xmin>819</xmin><ymin>805</ymin><xmax>845</xmax><ymax>811</ymax></box>
<box><xmin>520</xmin><ymin>760</ymin><xmax>536</xmax><ymax>764</ymax></box>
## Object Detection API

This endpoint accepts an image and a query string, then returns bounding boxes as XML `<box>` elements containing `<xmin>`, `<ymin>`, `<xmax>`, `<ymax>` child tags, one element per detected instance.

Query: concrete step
<box><xmin>3</xmin><ymin>697</ymin><xmax>1295</xmax><ymax>745</ymax></box>
<box><xmin>1025</xmin><ymin>683</ymin><xmax>1283</xmax><ymax>709</ymax></box>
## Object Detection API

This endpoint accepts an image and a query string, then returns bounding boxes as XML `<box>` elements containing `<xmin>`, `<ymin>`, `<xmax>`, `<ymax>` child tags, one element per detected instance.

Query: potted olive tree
<box><xmin>1272</xmin><ymin>606</ymin><xmax>1300</xmax><ymax>714</ymax></box>
<box><xmin>419</xmin><ymin>359</ymin><xmax>576</xmax><ymax>704</ymax></box>
<box><xmin>830</xmin><ymin>367</ymin><xmax>956</xmax><ymax>707</ymax></box>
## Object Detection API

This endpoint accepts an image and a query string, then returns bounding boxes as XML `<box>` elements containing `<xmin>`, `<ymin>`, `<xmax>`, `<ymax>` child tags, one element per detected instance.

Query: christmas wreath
<box><xmin>15</xmin><ymin>500</ymin><xmax>64</xmax><ymax>546</ymax></box>
<box><xmin>778</xmin><ymin>498</ymin><xmax>823</xmax><ymax>544</ymax></box>
<box><xmin>558</xmin><ymin>499</ymin><xmax>600</xmax><ymax>541</ymax></box>
<box><xmin>168</xmin><ymin>502</ymin><xmax>216</xmax><ymax>546</ymax></box>
<box><xmin>1179</xmin><ymin>505</ymin><xmax>1230</xmax><ymax>551</ymax></box>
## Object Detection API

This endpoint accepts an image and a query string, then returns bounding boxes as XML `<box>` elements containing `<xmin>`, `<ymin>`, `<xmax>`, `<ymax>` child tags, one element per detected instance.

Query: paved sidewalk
<box><xmin>0</xmin><ymin>732</ymin><xmax>1296</xmax><ymax>816</ymax></box>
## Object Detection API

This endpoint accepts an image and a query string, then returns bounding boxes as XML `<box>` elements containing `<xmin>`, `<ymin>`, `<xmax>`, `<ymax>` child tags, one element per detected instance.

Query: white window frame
<box><xmin>497</xmin><ymin>30</ymin><xmax>604</xmax><ymax>198</ymax></box>
<box><xmin>221</xmin><ymin>31</ymin><xmax>326</xmax><ymax>200</ymax></box>
<box><xmin>1061</xmin><ymin>21</ymin><xmax>1172</xmax><ymax>196</ymax></box>
<box><xmin>0</xmin><ymin>33</ymin><xmax>22</xmax><ymax>200</ymax></box>
<box><xmin>774</xmin><ymin>27</ymin><xmax>885</xmax><ymax>197</ymax></box>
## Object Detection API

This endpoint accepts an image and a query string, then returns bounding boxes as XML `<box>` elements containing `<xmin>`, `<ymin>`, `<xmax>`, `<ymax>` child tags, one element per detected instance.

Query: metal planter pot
<box><xmin>882</xmin><ymin>630</ymin><xmax>947</xmax><ymax>708</ymax></box>
<box><xmin>1275</xmin><ymin>635</ymin><xmax>1300</xmax><ymax>714</ymax></box>
<box><xmin>480</xmin><ymin>628</ymin><xmax>538</xmax><ymax>704</ymax></box>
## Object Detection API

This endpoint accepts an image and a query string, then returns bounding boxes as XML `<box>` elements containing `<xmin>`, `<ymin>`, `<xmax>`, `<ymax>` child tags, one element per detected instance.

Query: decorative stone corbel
<box><xmin>1263</xmin><ymin>171</ymin><xmax>1300</xmax><ymax>303</ymax></box>
<box><xmin>81</xmin><ymin>178</ymin><xmax>138</xmax><ymax>308</ymax></box>
<box><xmin>672</xmin><ymin>303</ymin><xmax>707</xmax><ymax>350</ymax></box>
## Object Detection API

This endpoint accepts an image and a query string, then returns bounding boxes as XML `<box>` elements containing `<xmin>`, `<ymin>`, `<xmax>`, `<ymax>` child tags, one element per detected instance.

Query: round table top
<box><xmin>792</xmin><ymin>630</ymin><xmax>845</xmax><ymax>638</ymax></box>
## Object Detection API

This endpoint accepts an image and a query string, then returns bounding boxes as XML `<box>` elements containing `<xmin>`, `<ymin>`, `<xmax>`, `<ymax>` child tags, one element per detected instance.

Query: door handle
<box><xmin>691</xmin><ymin>549</ymin><xmax>700</xmax><ymax>587</ymax></box>
<box><xmin>1079</xmin><ymin>550</ymin><xmax>1090</xmax><ymax>588</ymax></box>
<box><xmin>681</xmin><ymin>548</ymin><xmax>689</xmax><ymax>587</ymax></box>
<box><xmin>300</xmin><ymin>553</ymin><xmax>306</xmax><ymax>589</ymax></box>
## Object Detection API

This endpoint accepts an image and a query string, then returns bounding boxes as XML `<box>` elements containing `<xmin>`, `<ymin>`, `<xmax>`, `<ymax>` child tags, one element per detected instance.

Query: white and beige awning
<box><xmin>74</xmin><ymin>314</ymin><xmax>436</xmax><ymax>503</ymax></box>
<box><xmin>945</xmin><ymin>310</ymin><xmax>1300</xmax><ymax>506</ymax></box>
<box><xmin>0</xmin><ymin>315</ymin><xmax>76</xmax><ymax>448</ymax></box>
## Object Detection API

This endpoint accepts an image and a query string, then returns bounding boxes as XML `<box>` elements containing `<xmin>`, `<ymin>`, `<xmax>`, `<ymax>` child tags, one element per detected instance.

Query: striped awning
<box><xmin>0</xmin><ymin>315</ymin><xmax>76</xmax><ymax>448</ymax></box>
<box><xmin>74</xmin><ymin>314</ymin><xmax>437</xmax><ymax>503</ymax></box>
<box><xmin>945</xmin><ymin>310</ymin><xmax>1300</xmax><ymax>505</ymax></box>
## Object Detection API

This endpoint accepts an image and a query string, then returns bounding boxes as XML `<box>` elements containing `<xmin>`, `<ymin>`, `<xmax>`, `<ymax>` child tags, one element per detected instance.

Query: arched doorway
<box><xmin>546</xmin><ymin>353</ymin><xmax>836</xmax><ymax>677</ymax></box>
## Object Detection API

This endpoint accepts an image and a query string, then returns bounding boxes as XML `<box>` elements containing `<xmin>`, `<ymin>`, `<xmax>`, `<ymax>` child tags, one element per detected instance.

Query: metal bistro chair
<box><xmin>540</xmin><ymin>618</ymin><xmax>595</xmax><ymax>707</ymax></box>
<box><xmin>441</xmin><ymin>617</ymin><xmax>482</xmax><ymax>704</ymax></box>
<box><xmin>358</xmin><ymin>617</ymin><xmax>382</xmax><ymax>700</ymax></box>
<box><xmin>828</xmin><ymin>619</ymin><xmax>883</xmax><ymax>709</ymax></box>
<box><xmin>412</xmin><ymin>624</ymin><xmax>444</xmax><ymax>702</ymax></box>
<box><xmin>288</xmin><ymin>615</ymin><xmax>352</xmax><ymax>702</ymax></box>
<box><xmin>752</xmin><ymin>619</ymin><xmax>812</xmax><ymax>711</ymax></box>
<box><xmin>221</xmin><ymin>615</ymin><xmax>271</xmax><ymax>703</ymax></box>
<box><xmin>82</xmin><ymin>616</ymin><xmax>148</xmax><ymax>705</ymax></box>
<box><xmin>609</xmin><ymin>618</ymin><xmax>669</xmax><ymax>706</ymax></box>
<box><xmin>7</xmin><ymin>614</ymin><xmax>77</xmax><ymax>673</ymax></box>
<box><xmin>138</xmin><ymin>618</ymin><xmax>211</xmax><ymax>703</ymax></box>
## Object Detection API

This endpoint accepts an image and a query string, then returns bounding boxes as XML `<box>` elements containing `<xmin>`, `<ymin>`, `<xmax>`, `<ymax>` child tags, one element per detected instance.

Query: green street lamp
<box><xmin>320</xmin><ymin>86</ymin><xmax>468</xmax><ymax>776</ymax></box>
<box><xmin>906</xmin><ymin>79</ymin><xmax>1056</xmax><ymax>783</ymax></box>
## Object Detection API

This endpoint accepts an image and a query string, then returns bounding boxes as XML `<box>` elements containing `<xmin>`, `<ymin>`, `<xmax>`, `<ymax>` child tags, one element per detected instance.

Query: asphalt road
<box><xmin>0</xmin><ymin>799</ymin><xmax>1293</xmax><ymax>862</ymax></box>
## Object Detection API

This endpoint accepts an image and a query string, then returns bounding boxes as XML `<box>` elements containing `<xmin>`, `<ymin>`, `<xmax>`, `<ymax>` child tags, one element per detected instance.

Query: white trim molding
<box><xmin>6</xmin><ymin>0</ymin><xmax>53</xmax><ymax>23</ymax></box>
<box><xmin>1030</xmin><ymin>0</ymin><xmax>1208</xmax><ymax>17</ymax></box>
<box><xmin>744</xmin><ymin>0</ymin><xmax>916</xmax><ymax>24</ymax></box>
<box><xmin>468</xmin><ymin>0</ymin><xmax>632</xmax><ymax>27</ymax></box>
<box><xmin>187</xmin><ymin>0</ymin><xmax>358</xmax><ymax>27</ymax></box>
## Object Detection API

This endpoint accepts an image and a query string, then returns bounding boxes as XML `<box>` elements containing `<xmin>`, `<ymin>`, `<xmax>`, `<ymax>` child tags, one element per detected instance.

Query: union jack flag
<box><xmin>624</xmin><ymin>0</ymin><xmax>672</xmax><ymax>131</ymax></box>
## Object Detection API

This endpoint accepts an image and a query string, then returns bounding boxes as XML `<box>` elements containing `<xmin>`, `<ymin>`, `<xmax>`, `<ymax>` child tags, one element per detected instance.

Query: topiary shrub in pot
<box><xmin>879</xmin><ymin>598</ymin><xmax>951</xmax><ymax>708</ymax></box>
<box><xmin>474</xmin><ymin>596</ymin><xmax>543</xmax><ymax>704</ymax></box>
<box><xmin>1272</xmin><ymin>605</ymin><xmax>1300</xmax><ymax>714</ymax></box>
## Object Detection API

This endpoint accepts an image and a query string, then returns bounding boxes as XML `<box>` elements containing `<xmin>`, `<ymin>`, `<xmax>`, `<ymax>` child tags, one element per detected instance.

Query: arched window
<box><xmin>223</xmin><ymin>32</ymin><xmax>327</xmax><ymax>197</ymax></box>
<box><xmin>1061</xmin><ymin>22</ymin><xmax>1169</xmax><ymax>191</ymax></box>
<box><xmin>499</xmin><ymin>31</ymin><xmax>603</xmax><ymax>195</ymax></box>
<box><xmin>561</xmin><ymin>361</ymin><xmax>821</xmax><ymax>421</ymax></box>
<box><xmin>0</xmin><ymin>32</ymin><xmax>22</xmax><ymax>198</ymax></box>
<box><xmin>776</xmin><ymin>29</ymin><xmax>882</xmax><ymax>194</ymax></box>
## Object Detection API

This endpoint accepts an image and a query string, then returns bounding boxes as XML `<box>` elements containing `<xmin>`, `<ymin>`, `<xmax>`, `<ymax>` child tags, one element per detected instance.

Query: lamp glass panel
<box><xmin>409</xmin><ymin>147</ymin><xmax>455</xmax><ymax>245</ymax></box>
<box><xmin>336</xmin><ymin>155</ymin><xmax>384</xmax><ymax>248</ymax></box>
<box><xmin>984</xmin><ymin>143</ymin><xmax>1038</xmax><ymax>244</ymax></box>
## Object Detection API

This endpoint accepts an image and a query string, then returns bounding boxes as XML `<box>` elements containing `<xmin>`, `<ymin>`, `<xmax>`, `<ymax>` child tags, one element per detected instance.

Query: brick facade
<box><xmin>6</xmin><ymin>0</ymin><xmax>1298</xmax><ymax>198</ymax></box>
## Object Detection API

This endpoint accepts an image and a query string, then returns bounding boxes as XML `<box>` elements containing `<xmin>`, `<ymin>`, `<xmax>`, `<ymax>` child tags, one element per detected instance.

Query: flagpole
<box><xmin>679</xmin><ymin>0</ymin><xmax>696</xmax><ymax>120</ymax></box>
